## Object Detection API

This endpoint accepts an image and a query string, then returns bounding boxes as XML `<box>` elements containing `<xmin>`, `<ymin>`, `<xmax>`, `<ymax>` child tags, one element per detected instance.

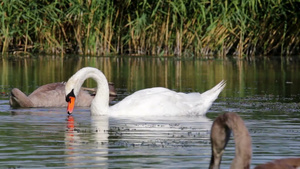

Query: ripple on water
<box><xmin>1</xmin><ymin>95</ymin><xmax>300</xmax><ymax>168</ymax></box>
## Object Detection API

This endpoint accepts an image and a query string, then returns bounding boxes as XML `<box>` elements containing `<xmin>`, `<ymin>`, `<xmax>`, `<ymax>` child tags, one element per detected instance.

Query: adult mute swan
<box><xmin>65</xmin><ymin>67</ymin><xmax>226</xmax><ymax>116</ymax></box>
<box><xmin>209</xmin><ymin>112</ymin><xmax>300</xmax><ymax>169</ymax></box>
<box><xmin>10</xmin><ymin>82</ymin><xmax>116</xmax><ymax>108</ymax></box>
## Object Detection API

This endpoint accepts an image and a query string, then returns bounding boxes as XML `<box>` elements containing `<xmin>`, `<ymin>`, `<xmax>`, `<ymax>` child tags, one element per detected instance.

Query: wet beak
<box><xmin>67</xmin><ymin>96</ymin><xmax>75</xmax><ymax>114</ymax></box>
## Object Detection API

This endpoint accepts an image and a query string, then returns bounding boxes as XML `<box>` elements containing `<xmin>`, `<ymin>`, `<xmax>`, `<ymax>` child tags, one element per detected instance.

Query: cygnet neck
<box><xmin>209</xmin><ymin>112</ymin><xmax>252</xmax><ymax>169</ymax></box>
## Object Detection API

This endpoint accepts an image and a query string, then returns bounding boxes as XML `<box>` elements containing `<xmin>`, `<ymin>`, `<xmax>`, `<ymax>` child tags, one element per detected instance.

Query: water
<box><xmin>0</xmin><ymin>56</ymin><xmax>300</xmax><ymax>168</ymax></box>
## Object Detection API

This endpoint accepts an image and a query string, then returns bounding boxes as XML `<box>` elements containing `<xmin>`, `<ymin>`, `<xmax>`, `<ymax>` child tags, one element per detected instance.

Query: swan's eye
<box><xmin>66</xmin><ymin>89</ymin><xmax>75</xmax><ymax>102</ymax></box>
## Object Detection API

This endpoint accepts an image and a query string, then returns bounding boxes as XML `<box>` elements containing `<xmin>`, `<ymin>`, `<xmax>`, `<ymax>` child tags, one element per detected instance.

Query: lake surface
<box><xmin>0</xmin><ymin>56</ymin><xmax>300</xmax><ymax>168</ymax></box>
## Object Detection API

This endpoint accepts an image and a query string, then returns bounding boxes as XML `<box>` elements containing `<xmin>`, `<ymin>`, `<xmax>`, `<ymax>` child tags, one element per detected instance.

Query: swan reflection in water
<box><xmin>65</xmin><ymin>115</ymin><xmax>109</xmax><ymax>168</ymax></box>
<box><xmin>9</xmin><ymin>109</ymin><xmax>213</xmax><ymax>168</ymax></box>
<box><xmin>64</xmin><ymin>114</ymin><xmax>213</xmax><ymax>167</ymax></box>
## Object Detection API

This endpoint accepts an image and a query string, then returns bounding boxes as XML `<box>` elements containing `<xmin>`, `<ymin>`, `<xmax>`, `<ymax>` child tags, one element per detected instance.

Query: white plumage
<box><xmin>65</xmin><ymin>67</ymin><xmax>226</xmax><ymax>116</ymax></box>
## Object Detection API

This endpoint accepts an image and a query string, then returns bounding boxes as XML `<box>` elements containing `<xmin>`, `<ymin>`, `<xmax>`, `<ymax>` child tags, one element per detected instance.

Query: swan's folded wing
<box><xmin>29</xmin><ymin>82</ymin><xmax>65</xmax><ymax>96</ymax></box>
<box><xmin>28</xmin><ymin>83</ymin><xmax>67</xmax><ymax>107</ymax></box>
<box><xmin>110</xmin><ymin>87</ymin><xmax>204</xmax><ymax>116</ymax></box>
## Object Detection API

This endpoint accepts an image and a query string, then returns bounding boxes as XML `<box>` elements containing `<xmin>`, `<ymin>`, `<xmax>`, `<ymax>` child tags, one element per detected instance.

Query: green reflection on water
<box><xmin>1</xmin><ymin>56</ymin><xmax>300</xmax><ymax>102</ymax></box>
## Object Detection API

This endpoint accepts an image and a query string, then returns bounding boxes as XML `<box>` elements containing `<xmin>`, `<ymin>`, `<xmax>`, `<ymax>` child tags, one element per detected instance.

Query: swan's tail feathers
<box><xmin>201</xmin><ymin>80</ymin><xmax>226</xmax><ymax>102</ymax></box>
<box><xmin>9</xmin><ymin>88</ymin><xmax>34</xmax><ymax>108</ymax></box>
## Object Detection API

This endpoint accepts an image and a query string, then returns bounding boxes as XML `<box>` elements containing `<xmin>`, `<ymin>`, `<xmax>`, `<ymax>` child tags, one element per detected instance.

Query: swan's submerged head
<box><xmin>65</xmin><ymin>67</ymin><xmax>107</xmax><ymax>115</ymax></box>
<box><xmin>65</xmin><ymin>71</ymin><xmax>83</xmax><ymax>114</ymax></box>
<box><xmin>66</xmin><ymin>89</ymin><xmax>76</xmax><ymax>114</ymax></box>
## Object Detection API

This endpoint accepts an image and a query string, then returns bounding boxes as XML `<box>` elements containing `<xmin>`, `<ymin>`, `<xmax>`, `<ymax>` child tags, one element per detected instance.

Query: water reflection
<box><xmin>4</xmin><ymin>105</ymin><xmax>300</xmax><ymax>168</ymax></box>
<box><xmin>1</xmin><ymin>57</ymin><xmax>300</xmax><ymax>168</ymax></box>
<box><xmin>107</xmin><ymin>116</ymin><xmax>213</xmax><ymax>168</ymax></box>
<box><xmin>1</xmin><ymin>57</ymin><xmax>300</xmax><ymax>102</ymax></box>
<box><xmin>63</xmin><ymin>114</ymin><xmax>212</xmax><ymax>168</ymax></box>
<box><xmin>65</xmin><ymin>115</ymin><xmax>109</xmax><ymax>168</ymax></box>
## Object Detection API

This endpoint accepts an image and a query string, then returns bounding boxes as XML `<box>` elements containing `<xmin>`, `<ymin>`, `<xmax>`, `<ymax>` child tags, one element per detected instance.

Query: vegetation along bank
<box><xmin>0</xmin><ymin>0</ymin><xmax>299</xmax><ymax>58</ymax></box>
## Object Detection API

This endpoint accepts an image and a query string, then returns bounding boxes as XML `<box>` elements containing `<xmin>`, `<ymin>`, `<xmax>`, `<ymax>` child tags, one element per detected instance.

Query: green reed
<box><xmin>0</xmin><ymin>0</ymin><xmax>299</xmax><ymax>58</ymax></box>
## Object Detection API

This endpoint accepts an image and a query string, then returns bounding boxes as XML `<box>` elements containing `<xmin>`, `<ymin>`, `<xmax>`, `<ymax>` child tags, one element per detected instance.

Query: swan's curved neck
<box><xmin>69</xmin><ymin>67</ymin><xmax>110</xmax><ymax>115</ymax></box>
<box><xmin>209</xmin><ymin>112</ymin><xmax>252</xmax><ymax>169</ymax></box>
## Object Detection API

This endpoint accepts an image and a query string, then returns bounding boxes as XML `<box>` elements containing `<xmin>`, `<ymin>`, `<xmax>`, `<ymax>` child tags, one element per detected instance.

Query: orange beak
<box><xmin>67</xmin><ymin>96</ymin><xmax>75</xmax><ymax>114</ymax></box>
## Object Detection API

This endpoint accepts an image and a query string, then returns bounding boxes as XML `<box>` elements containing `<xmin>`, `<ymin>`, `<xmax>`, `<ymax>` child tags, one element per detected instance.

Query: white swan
<box><xmin>65</xmin><ymin>67</ymin><xmax>226</xmax><ymax>116</ymax></box>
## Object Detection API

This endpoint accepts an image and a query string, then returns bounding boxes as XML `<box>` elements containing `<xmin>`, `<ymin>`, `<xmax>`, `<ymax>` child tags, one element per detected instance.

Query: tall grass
<box><xmin>0</xmin><ymin>0</ymin><xmax>299</xmax><ymax>58</ymax></box>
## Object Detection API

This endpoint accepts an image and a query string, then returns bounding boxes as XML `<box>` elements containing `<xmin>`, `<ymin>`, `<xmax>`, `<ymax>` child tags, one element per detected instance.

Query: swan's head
<box><xmin>65</xmin><ymin>67</ymin><xmax>110</xmax><ymax>115</ymax></box>
<box><xmin>66</xmin><ymin>89</ymin><xmax>76</xmax><ymax>114</ymax></box>
<box><xmin>65</xmin><ymin>74</ymin><xmax>82</xmax><ymax>114</ymax></box>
